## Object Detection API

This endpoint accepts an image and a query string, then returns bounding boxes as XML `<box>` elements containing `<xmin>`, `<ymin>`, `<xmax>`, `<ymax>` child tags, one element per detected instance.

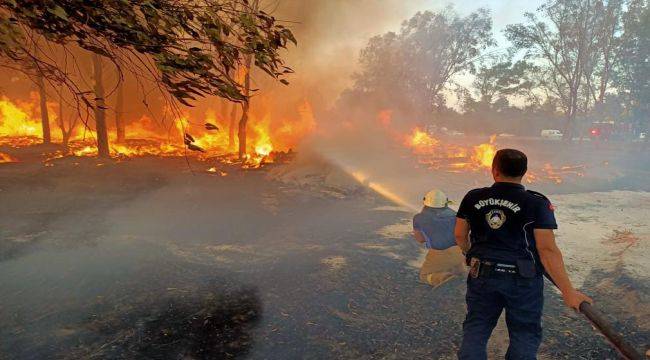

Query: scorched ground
<box><xmin>0</xmin><ymin>144</ymin><xmax>648</xmax><ymax>359</ymax></box>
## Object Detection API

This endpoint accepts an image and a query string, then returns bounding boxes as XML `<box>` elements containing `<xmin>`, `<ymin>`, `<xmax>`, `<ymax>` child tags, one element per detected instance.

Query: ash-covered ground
<box><xmin>0</xmin><ymin>142</ymin><xmax>648</xmax><ymax>359</ymax></box>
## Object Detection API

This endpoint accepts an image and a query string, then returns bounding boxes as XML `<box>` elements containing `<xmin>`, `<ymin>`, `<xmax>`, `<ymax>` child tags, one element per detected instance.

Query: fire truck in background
<box><xmin>589</xmin><ymin>121</ymin><xmax>614</xmax><ymax>140</ymax></box>
<box><xmin>588</xmin><ymin>121</ymin><xmax>636</xmax><ymax>141</ymax></box>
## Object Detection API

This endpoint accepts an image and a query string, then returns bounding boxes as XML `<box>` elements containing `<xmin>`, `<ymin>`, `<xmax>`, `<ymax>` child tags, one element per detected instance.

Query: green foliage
<box><xmin>0</xmin><ymin>0</ymin><xmax>296</xmax><ymax>105</ymax></box>
<box><xmin>616</xmin><ymin>0</ymin><xmax>649</xmax><ymax>129</ymax></box>
<box><xmin>503</xmin><ymin>0</ymin><xmax>648</xmax><ymax>136</ymax></box>
<box><xmin>352</xmin><ymin>7</ymin><xmax>494</xmax><ymax>119</ymax></box>
<box><xmin>472</xmin><ymin>58</ymin><xmax>539</xmax><ymax>105</ymax></box>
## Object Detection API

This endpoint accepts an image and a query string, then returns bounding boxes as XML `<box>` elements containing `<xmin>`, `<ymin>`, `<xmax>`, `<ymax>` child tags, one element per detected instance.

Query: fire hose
<box><xmin>543</xmin><ymin>274</ymin><xmax>644</xmax><ymax>360</ymax></box>
<box><xmin>335</xmin><ymin>166</ymin><xmax>645</xmax><ymax>358</ymax></box>
<box><xmin>578</xmin><ymin>301</ymin><xmax>643</xmax><ymax>360</ymax></box>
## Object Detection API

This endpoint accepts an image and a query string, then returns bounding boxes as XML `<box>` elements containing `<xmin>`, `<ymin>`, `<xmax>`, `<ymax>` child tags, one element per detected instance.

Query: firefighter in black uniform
<box><xmin>454</xmin><ymin>149</ymin><xmax>592</xmax><ymax>360</ymax></box>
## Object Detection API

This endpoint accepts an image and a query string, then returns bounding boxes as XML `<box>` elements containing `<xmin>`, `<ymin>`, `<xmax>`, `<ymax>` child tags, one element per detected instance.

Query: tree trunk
<box><xmin>93</xmin><ymin>53</ymin><xmax>110</xmax><ymax>158</ymax></box>
<box><xmin>228</xmin><ymin>102</ymin><xmax>237</xmax><ymax>150</ymax></box>
<box><xmin>564</xmin><ymin>92</ymin><xmax>578</xmax><ymax>141</ymax></box>
<box><xmin>237</xmin><ymin>0</ymin><xmax>258</xmax><ymax>161</ymax></box>
<box><xmin>220</xmin><ymin>97</ymin><xmax>229</xmax><ymax>121</ymax></box>
<box><xmin>597</xmin><ymin>52</ymin><xmax>611</xmax><ymax>104</ymax></box>
<box><xmin>58</xmin><ymin>90</ymin><xmax>69</xmax><ymax>149</ymax></box>
<box><xmin>238</xmin><ymin>97</ymin><xmax>249</xmax><ymax>160</ymax></box>
<box><xmin>37</xmin><ymin>73</ymin><xmax>51</xmax><ymax>144</ymax></box>
<box><xmin>115</xmin><ymin>79</ymin><xmax>125</xmax><ymax>143</ymax></box>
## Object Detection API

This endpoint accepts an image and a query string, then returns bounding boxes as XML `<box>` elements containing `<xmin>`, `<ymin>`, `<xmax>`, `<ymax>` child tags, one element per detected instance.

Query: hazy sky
<box><xmin>270</xmin><ymin>0</ymin><xmax>547</xmax><ymax>108</ymax></box>
<box><xmin>338</xmin><ymin>0</ymin><xmax>546</xmax><ymax>52</ymax></box>
<box><xmin>434</xmin><ymin>0</ymin><xmax>545</xmax><ymax>47</ymax></box>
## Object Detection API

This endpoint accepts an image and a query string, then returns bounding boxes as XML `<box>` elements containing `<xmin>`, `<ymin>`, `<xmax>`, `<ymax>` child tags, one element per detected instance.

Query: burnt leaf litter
<box><xmin>0</xmin><ymin>157</ymin><xmax>647</xmax><ymax>359</ymax></box>
<box><xmin>87</xmin><ymin>283</ymin><xmax>261</xmax><ymax>359</ymax></box>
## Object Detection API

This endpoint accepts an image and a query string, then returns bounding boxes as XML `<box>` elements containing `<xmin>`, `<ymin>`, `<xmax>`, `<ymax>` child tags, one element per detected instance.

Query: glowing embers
<box><xmin>525</xmin><ymin>164</ymin><xmax>586</xmax><ymax>184</ymax></box>
<box><xmin>206</xmin><ymin>167</ymin><xmax>228</xmax><ymax>176</ymax></box>
<box><xmin>0</xmin><ymin>151</ymin><xmax>17</xmax><ymax>163</ymax></box>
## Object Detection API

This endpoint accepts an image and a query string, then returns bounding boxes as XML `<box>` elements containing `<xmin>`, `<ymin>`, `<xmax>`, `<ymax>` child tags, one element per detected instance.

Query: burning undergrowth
<box><xmin>0</xmin><ymin>95</ymin><xmax>313</xmax><ymax>168</ymax></box>
<box><xmin>401</xmin><ymin>126</ymin><xmax>587</xmax><ymax>185</ymax></box>
<box><xmin>313</xmin><ymin>107</ymin><xmax>592</xmax><ymax>190</ymax></box>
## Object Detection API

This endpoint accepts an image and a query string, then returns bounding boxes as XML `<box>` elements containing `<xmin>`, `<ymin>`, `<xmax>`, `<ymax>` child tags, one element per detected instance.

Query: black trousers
<box><xmin>458</xmin><ymin>274</ymin><xmax>544</xmax><ymax>360</ymax></box>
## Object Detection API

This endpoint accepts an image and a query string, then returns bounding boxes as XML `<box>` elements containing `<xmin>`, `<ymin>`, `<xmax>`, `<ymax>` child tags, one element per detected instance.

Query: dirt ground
<box><xmin>0</xmin><ymin>144</ymin><xmax>648</xmax><ymax>359</ymax></box>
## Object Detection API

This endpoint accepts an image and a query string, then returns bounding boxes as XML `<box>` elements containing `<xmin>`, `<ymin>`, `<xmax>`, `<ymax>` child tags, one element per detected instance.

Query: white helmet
<box><xmin>423</xmin><ymin>189</ymin><xmax>449</xmax><ymax>208</ymax></box>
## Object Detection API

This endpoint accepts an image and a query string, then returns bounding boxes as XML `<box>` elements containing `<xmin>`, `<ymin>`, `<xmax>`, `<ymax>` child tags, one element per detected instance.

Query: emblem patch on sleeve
<box><xmin>486</xmin><ymin>209</ymin><xmax>506</xmax><ymax>229</ymax></box>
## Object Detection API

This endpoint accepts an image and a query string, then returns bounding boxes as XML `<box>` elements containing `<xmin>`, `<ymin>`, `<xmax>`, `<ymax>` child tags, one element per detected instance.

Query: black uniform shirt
<box><xmin>456</xmin><ymin>182</ymin><xmax>557</xmax><ymax>271</ymax></box>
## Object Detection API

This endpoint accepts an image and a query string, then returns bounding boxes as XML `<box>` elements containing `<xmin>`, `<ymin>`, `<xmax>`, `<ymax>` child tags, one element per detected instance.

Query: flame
<box><xmin>251</xmin><ymin>114</ymin><xmax>274</xmax><ymax>157</ymax></box>
<box><xmin>400</xmin><ymin>124</ymin><xmax>585</xmax><ymax>184</ymax></box>
<box><xmin>0</xmin><ymin>96</ymin><xmax>41</xmax><ymax>138</ymax></box>
<box><xmin>406</xmin><ymin>127</ymin><xmax>439</xmax><ymax>154</ymax></box>
<box><xmin>403</xmin><ymin>126</ymin><xmax>496</xmax><ymax>171</ymax></box>
<box><xmin>471</xmin><ymin>135</ymin><xmax>497</xmax><ymax>168</ymax></box>
<box><xmin>0</xmin><ymin>95</ymin><xmax>313</xmax><ymax>167</ymax></box>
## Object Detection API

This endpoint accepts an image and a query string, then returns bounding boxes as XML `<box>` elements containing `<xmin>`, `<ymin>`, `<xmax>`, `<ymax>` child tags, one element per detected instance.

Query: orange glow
<box><xmin>0</xmin><ymin>96</ymin><xmax>41</xmax><ymax>139</ymax></box>
<box><xmin>406</xmin><ymin>127</ymin><xmax>439</xmax><ymax>154</ymax></box>
<box><xmin>400</xmin><ymin>125</ymin><xmax>577</xmax><ymax>183</ymax></box>
<box><xmin>471</xmin><ymin>135</ymin><xmax>497</xmax><ymax>168</ymax></box>
<box><xmin>350</xmin><ymin>170</ymin><xmax>418</xmax><ymax>211</ymax></box>
<box><xmin>0</xmin><ymin>151</ymin><xmax>18</xmax><ymax>163</ymax></box>
<box><xmin>403</xmin><ymin>126</ymin><xmax>496</xmax><ymax>171</ymax></box>
<box><xmin>0</xmin><ymin>96</ymin><xmax>313</xmax><ymax>167</ymax></box>
<box><xmin>377</xmin><ymin>109</ymin><xmax>392</xmax><ymax>127</ymax></box>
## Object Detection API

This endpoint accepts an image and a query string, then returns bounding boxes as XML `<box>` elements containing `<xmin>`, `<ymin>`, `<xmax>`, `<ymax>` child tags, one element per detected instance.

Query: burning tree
<box><xmin>0</xmin><ymin>0</ymin><xmax>296</xmax><ymax>157</ymax></box>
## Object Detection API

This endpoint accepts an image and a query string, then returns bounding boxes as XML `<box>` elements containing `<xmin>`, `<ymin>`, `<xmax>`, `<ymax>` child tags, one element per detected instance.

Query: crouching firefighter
<box><xmin>412</xmin><ymin>189</ymin><xmax>465</xmax><ymax>288</ymax></box>
<box><xmin>454</xmin><ymin>149</ymin><xmax>592</xmax><ymax>360</ymax></box>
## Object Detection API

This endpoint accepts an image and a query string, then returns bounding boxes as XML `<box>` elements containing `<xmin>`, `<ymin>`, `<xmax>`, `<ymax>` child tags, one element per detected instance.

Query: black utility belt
<box><xmin>469</xmin><ymin>258</ymin><xmax>537</xmax><ymax>279</ymax></box>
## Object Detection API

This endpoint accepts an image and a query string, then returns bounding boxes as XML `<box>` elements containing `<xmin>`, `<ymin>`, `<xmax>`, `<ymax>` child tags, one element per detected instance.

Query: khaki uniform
<box><xmin>419</xmin><ymin>246</ymin><xmax>466</xmax><ymax>288</ymax></box>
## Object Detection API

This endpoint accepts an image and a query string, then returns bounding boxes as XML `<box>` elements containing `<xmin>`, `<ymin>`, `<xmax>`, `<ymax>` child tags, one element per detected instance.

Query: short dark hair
<box><xmin>493</xmin><ymin>149</ymin><xmax>527</xmax><ymax>178</ymax></box>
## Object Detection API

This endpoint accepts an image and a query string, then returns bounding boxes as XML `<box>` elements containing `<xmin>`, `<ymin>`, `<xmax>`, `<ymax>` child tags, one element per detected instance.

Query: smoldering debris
<box><xmin>5</xmin><ymin>271</ymin><xmax>263</xmax><ymax>360</ymax></box>
<box><xmin>267</xmin><ymin>150</ymin><xmax>365</xmax><ymax>197</ymax></box>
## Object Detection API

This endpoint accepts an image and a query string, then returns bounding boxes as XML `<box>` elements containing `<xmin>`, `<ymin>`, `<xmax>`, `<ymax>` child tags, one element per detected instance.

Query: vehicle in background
<box><xmin>589</xmin><ymin>122</ymin><xmax>615</xmax><ymax>140</ymax></box>
<box><xmin>640</xmin><ymin>132</ymin><xmax>646</xmax><ymax>140</ymax></box>
<box><xmin>540</xmin><ymin>129</ymin><xmax>563</xmax><ymax>140</ymax></box>
<box><xmin>438</xmin><ymin>127</ymin><xmax>465</xmax><ymax>137</ymax></box>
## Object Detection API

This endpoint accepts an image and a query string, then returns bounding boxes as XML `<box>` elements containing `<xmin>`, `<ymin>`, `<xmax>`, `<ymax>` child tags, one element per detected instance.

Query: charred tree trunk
<box><xmin>237</xmin><ymin>0</ymin><xmax>258</xmax><ymax>161</ymax></box>
<box><xmin>93</xmin><ymin>54</ymin><xmax>110</xmax><ymax>158</ymax></box>
<box><xmin>228</xmin><ymin>102</ymin><xmax>237</xmax><ymax>150</ymax></box>
<box><xmin>237</xmin><ymin>63</ymin><xmax>251</xmax><ymax>160</ymax></box>
<box><xmin>564</xmin><ymin>88</ymin><xmax>578</xmax><ymax>141</ymax></box>
<box><xmin>37</xmin><ymin>72</ymin><xmax>51</xmax><ymax>144</ymax></box>
<box><xmin>237</xmin><ymin>56</ymin><xmax>252</xmax><ymax>160</ymax></box>
<box><xmin>220</xmin><ymin>97</ymin><xmax>228</xmax><ymax>121</ymax></box>
<box><xmin>58</xmin><ymin>90</ymin><xmax>70</xmax><ymax>149</ymax></box>
<box><xmin>115</xmin><ymin>79</ymin><xmax>125</xmax><ymax>143</ymax></box>
<box><xmin>238</xmin><ymin>96</ymin><xmax>249</xmax><ymax>160</ymax></box>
